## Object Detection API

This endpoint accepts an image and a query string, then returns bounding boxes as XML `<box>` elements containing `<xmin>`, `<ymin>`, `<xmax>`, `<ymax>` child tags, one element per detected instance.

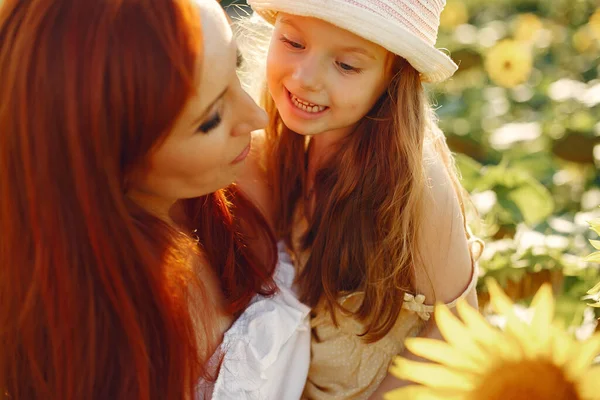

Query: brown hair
<box><xmin>264</xmin><ymin>56</ymin><xmax>467</xmax><ymax>342</ymax></box>
<box><xmin>0</xmin><ymin>0</ymin><xmax>275</xmax><ymax>399</ymax></box>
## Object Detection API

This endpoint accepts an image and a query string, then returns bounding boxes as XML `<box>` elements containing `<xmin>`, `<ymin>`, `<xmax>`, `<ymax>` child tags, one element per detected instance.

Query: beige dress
<box><xmin>289</xmin><ymin>203</ymin><xmax>482</xmax><ymax>400</ymax></box>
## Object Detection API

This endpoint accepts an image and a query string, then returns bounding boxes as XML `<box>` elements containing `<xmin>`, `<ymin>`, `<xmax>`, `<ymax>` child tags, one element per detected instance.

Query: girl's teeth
<box><xmin>291</xmin><ymin>93</ymin><xmax>326</xmax><ymax>113</ymax></box>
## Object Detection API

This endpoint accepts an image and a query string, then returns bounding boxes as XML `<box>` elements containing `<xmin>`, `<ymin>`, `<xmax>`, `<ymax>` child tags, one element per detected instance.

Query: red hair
<box><xmin>0</xmin><ymin>0</ymin><xmax>275</xmax><ymax>399</ymax></box>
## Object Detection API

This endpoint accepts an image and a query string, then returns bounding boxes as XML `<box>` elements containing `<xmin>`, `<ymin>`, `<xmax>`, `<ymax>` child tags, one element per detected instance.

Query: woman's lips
<box><xmin>231</xmin><ymin>142</ymin><xmax>251</xmax><ymax>164</ymax></box>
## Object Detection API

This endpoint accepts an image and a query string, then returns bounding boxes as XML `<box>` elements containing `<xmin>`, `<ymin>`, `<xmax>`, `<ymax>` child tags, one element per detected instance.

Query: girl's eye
<box><xmin>337</xmin><ymin>62</ymin><xmax>361</xmax><ymax>74</ymax></box>
<box><xmin>279</xmin><ymin>36</ymin><xmax>304</xmax><ymax>50</ymax></box>
<box><xmin>198</xmin><ymin>112</ymin><xmax>222</xmax><ymax>134</ymax></box>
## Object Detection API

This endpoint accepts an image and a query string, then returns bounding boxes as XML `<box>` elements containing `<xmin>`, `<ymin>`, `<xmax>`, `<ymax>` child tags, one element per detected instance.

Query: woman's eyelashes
<box><xmin>198</xmin><ymin>112</ymin><xmax>222</xmax><ymax>133</ymax></box>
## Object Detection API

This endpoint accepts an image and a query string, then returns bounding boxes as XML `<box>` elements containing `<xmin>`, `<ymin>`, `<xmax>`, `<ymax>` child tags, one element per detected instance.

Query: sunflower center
<box><xmin>469</xmin><ymin>359</ymin><xmax>580</xmax><ymax>400</ymax></box>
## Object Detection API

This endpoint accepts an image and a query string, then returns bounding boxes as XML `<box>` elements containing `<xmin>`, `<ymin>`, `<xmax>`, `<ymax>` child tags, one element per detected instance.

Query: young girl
<box><xmin>246</xmin><ymin>0</ymin><xmax>484</xmax><ymax>398</ymax></box>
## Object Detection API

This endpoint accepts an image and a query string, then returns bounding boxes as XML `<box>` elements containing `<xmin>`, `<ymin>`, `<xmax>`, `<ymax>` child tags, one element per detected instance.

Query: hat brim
<box><xmin>248</xmin><ymin>0</ymin><xmax>457</xmax><ymax>83</ymax></box>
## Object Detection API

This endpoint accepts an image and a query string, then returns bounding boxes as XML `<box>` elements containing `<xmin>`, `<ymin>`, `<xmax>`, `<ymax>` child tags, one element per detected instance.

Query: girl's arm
<box><xmin>369</xmin><ymin>148</ymin><xmax>479</xmax><ymax>399</ymax></box>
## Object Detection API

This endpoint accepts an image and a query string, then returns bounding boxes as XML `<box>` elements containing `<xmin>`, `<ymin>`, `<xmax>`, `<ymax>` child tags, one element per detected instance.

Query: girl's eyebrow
<box><xmin>339</xmin><ymin>46</ymin><xmax>376</xmax><ymax>60</ymax></box>
<box><xmin>279</xmin><ymin>16</ymin><xmax>302</xmax><ymax>31</ymax></box>
<box><xmin>278</xmin><ymin>17</ymin><xmax>376</xmax><ymax>60</ymax></box>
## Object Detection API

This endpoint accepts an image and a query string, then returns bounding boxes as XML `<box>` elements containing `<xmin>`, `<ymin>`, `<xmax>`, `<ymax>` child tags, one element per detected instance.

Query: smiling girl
<box><xmin>245</xmin><ymin>0</ymin><xmax>484</xmax><ymax>398</ymax></box>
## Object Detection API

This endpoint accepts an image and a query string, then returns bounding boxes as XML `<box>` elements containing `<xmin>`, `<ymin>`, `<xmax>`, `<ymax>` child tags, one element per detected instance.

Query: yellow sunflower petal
<box><xmin>564</xmin><ymin>333</ymin><xmax>600</xmax><ymax>379</ymax></box>
<box><xmin>530</xmin><ymin>283</ymin><xmax>554</xmax><ymax>326</ymax></box>
<box><xmin>577</xmin><ymin>365</ymin><xmax>600</xmax><ymax>399</ymax></box>
<box><xmin>456</xmin><ymin>299</ymin><xmax>522</xmax><ymax>361</ymax></box>
<box><xmin>486</xmin><ymin>278</ymin><xmax>517</xmax><ymax>316</ymax></box>
<box><xmin>590</xmin><ymin>218</ymin><xmax>600</xmax><ymax>235</ymax></box>
<box><xmin>434</xmin><ymin>303</ymin><xmax>487</xmax><ymax>364</ymax></box>
<box><xmin>588</xmin><ymin>281</ymin><xmax>600</xmax><ymax>295</ymax></box>
<box><xmin>383</xmin><ymin>385</ymin><xmax>462</xmax><ymax>400</ymax></box>
<box><xmin>585</xmin><ymin>252</ymin><xmax>600</xmax><ymax>263</ymax></box>
<box><xmin>389</xmin><ymin>357</ymin><xmax>476</xmax><ymax>391</ymax></box>
<box><xmin>487</xmin><ymin>278</ymin><xmax>535</xmax><ymax>355</ymax></box>
<box><xmin>550</xmin><ymin>325</ymin><xmax>576</xmax><ymax>367</ymax></box>
<box><xmin>529</xmin><ymin>284</ymin><xmax>554</xmax><ymax>357</ymax></box>
<box><xmin>404</xmin><ymin>337</ymin><xmax>482</xmax><ymax>372</ymax></box>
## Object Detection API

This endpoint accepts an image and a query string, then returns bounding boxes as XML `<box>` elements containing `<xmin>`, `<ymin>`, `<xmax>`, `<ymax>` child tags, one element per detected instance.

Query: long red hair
<box><xmin>0</xmin><ymin>0</ymin><xmax>275</xmax><ymax>399</ymax></box>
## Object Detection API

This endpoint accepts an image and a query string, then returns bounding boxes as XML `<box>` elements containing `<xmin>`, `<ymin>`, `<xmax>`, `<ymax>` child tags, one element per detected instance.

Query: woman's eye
<box><xmin>280</xmin><ymin>36</ymin><xmax>304</xmax><ymax>50</ymax></box>
<box><xmin>198</xmin><ymin>112</ymin><xmax>222</xmax><ymax>134</ymax></box>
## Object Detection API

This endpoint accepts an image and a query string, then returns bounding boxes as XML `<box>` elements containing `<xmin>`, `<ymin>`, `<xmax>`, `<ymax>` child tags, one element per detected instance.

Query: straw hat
<box><xmin>247</xmin><ymin>0</ymin><xmax>458</xmax><ymax>83</ymax></box>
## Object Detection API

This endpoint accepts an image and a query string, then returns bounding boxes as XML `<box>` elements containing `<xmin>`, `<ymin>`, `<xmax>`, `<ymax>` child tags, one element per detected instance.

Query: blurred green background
<box><xmin>223</xmin><ymin>0</ymin><xmax>600</xmax><ymax>330</ymax></box>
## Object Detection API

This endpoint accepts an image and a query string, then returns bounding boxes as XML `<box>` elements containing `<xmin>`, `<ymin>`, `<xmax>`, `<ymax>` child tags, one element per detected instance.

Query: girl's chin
<box><xmin>279</xmin><ymin>118</ymin><xmax>324</xmax><ymax>136</ymax></box>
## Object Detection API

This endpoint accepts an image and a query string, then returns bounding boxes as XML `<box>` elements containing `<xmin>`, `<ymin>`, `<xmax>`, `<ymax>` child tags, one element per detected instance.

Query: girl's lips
<box><xmin>231</xmin><ymin>142</ymin><xmax>251</xmax><ymax>164</ymax></box>
<box><xmin>285</xmin><ymin>88</ymin><xmax>329</xmax><ymax>119</ymax></box>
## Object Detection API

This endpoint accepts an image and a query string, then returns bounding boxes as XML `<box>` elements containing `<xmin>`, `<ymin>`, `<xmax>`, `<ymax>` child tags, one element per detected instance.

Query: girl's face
<box><xmin>267</xmin><ymin>13</ymin><xmax>392</xmax><ymax>139</ymax></box>
<box><xmin>130</xmin><ymin>0</ymin><xmax>267</xmax><ymax>206</ymax></box>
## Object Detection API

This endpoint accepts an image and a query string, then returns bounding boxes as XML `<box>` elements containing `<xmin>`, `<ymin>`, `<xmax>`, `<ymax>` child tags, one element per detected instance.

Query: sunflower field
<box><xmin>431</xmin><ymin>0</ymin><xmax>600</xmax><ymax>331</ymax></box>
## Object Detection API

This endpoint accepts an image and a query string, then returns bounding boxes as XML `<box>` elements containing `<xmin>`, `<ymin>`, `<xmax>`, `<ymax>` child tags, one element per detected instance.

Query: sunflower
<box><xmin>573</xmin><ymin>25</ymin><xmax>598</xmax><ymax>54</ymax></box>
<box><xmin>485</xmin><ymin>40</ymin><xmax>533</xmax><ymax>88</ymax></box>
<box><xmin>589</xmin><ymin>9</ymin><xmax>600</xmax><ymax>40</ymax></box>
<box><xmin>439</xmin><ymin>1</ymin><xmax>468</xmax><ymax>30</ymax></box>
<box><xmin>514</xmin><ymin>13</ymin><xmax>543</xmax><ymax>42</ymax></box>
<box><xmin>384</xmin><ymin>280</ymin><xmax>600</xmax><ymax>400</ymax></box>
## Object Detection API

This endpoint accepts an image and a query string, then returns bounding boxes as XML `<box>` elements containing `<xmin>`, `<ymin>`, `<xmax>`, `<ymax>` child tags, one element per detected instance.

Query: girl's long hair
<box><xmin>264</xmin><ymin>56</ymin><xmax>467</xmax><ymax>342</ymax></box>
<box><xmin>0</xmin><ymin>1</ymin><xmax>276</xmax><ymax>399</ymax></box>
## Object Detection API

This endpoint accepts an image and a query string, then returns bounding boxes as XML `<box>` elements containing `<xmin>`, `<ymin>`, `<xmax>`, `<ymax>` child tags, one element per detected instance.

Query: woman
<box><xmin>0</xmin><ymin>0</ymin><xmax>309</xmax><ymax>399</ymax></box>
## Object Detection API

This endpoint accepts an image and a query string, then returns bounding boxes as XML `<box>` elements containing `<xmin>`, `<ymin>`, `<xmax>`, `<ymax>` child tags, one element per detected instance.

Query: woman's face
<box><xmin>129</xmin><ymin>0</ymin><xmax>267</xmax><ymax>207</ymax></box>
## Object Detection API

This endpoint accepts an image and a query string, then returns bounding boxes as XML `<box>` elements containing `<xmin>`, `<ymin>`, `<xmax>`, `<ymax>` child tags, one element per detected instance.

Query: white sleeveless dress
<box><xmin>197</xmin><ymin>242</ymin><xmax>311</xmax><ymax>400</ymax></box>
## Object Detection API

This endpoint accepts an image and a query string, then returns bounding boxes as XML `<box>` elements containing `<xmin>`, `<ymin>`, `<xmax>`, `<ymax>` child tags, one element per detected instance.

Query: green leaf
<box><xmin>497</xmin><ymin>195</ymin><xmax>524</xmax><ymax>225</ymax></box>
<box><xmin>509</xmin><ymin>152</ymin><xmax>556</xmax><ymax>182</ymax></box>
<box><xmin>455</xmin><ymin>153</ymin><xmax>483</xmax><ymax>192</ymax></box>
<box><xmin>506</xmin><ymin>181</ymin><xmax>555</xmax><ymax>225</ymax></box>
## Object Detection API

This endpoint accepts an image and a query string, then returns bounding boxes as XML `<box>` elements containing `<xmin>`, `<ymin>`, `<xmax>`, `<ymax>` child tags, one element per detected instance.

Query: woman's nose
<box><xmin>232</xmin><ymin>89</ymin><xmax>268</xmax><ymax>137</ymax></box>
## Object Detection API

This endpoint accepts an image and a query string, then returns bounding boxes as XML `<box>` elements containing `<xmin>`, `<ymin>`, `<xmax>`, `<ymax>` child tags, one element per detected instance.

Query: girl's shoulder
<box><xmin>414</xmin><ymin>143</ymin><xmax>478</xmax><ymax>305</ymax></box>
